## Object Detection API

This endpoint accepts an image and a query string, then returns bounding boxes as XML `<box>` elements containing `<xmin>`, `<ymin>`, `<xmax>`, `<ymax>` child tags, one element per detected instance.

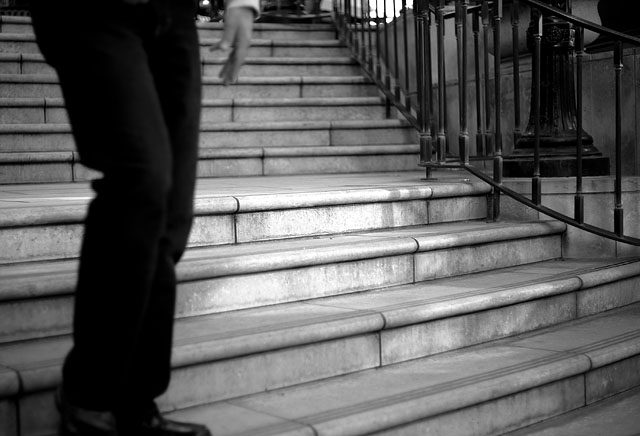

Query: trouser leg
<box><xmin>30</xmin><ymin>0</ymin><xmax>201</xmax><ymax>412</ymax></box>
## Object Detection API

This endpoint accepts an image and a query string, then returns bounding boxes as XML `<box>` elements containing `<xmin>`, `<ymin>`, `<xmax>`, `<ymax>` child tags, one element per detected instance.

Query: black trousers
<box><xmin>30</xmin><ymin>0</ymin><xmax>202</xmax><ymax>414</ymax></box>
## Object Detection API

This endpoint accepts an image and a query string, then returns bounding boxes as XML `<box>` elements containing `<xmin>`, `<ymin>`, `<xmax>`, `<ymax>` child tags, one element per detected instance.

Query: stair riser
<box><xmin>198</xmin><ymin>29</ymin><xmax>338</xmax><ymax>40</ymax></box>
<box><xmin>0</xmin><ymin>125</ymin><xmax>417</xmax><ymax>153</ymax></box>
<box><xmin>0</xmin><ymin>151</ymin><xmax>420</xmax><ymax>184</ymax></box>
<box><xmin>0</xmin><ymin>24</ymin><xmax>337</xmax><ymax>40</ymax></box>
<box><xmin>0</xmin><ymin>103</ymin><xmax>387</xmax><ymax>125</ymax></box>
<box><xmin>0</xmin><ymin>58</ymin><xmax>359</xmax><ymax>76</ymax></box>
<box><xmin>0</xmin><ymin>81</ymin><xmax>379</xmax><ymax>99</ymax></box>
<box><xmin>203</xmin><ymin>63</ymin><xmax>361</xmax><ymax>77</ymax></box>
<box><xmin>0</xmin><ymin>40</ymin><xmax>347</xmax><ymax>57</ymax></box>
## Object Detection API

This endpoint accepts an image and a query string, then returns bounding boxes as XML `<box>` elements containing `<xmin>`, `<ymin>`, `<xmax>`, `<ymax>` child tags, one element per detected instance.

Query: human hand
<box><xmin>209</xmin><ymin>7</ymin><xmax>255</xmax><ymax>85</ymax></box>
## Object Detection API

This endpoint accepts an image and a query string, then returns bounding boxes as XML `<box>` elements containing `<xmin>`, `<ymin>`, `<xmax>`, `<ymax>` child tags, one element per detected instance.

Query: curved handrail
<box><xmin>333</xmin><ymin>0</ymin><xmax>640</xmax><ymax>246</ymax></box>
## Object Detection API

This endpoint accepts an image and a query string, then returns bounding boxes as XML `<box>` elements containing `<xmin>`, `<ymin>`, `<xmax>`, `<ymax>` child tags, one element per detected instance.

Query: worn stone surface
<box><xmin>0</xmin><ymin>222</ymin><xmax>82</xmax><ymax>263</ymax></box>
<box><xmin>230</xmin><ymin>345</ymin><xmax>589</xmax><ymax>436</ymax></box>
<box><xmin>0</xmin><ymin>399</ymin><xmax>17</xmax><ymax>436</ymax></box>
<box><xmin>586</xmin><ymin>354</ymin><xmax>640</xmax><ymax>405</ymax></box>
<box><xmin>505</xmin><ymin>385</ymin><xmax>640</xmax><ymax>436</ymax></box>
<box><xmin>264</xmin><ymin>154</ymin><xmax>420</xmax><ymax>175</ymax></box>
<box><xmin>160</xmin><ymin>334</ymin><xmax>380</xmax><ymax>410</ymax></box>
<box><xmin>381</xmin><ymin>294</ymin><xmax>576</xmax><ymax>365</ymax></box>
<box><xmin>175</xmin><ymin>254</ymin><xmax>414</xmax><ymax>315</ymax></box>
<box><xmin>0</xmin><ymin>295</ymin><xmax>72</xmax><ymax>343</ymax></box>
<box><xmin>235</xmin><ymin>200</ymin><xmax>429</xmax><ymax>242</ymax></box>
<box><xmin>369</xmin><ymin>376</ymin><xmax>585</xmax><ymax>436</ymax></box>
<box><xmin>167</xmin><ymin>402</ymin><xmax>314</xmax><ymax>436</ymax></box>
<box><xmin>415</xmin><ymin>236</ymin><xmax>561</xmax><ymax>281</ymax></box>
<box><xmin>577</xmin><ymin>275</ymin><xmax>640</xmax><ymax>317</ymax></box>
<box><xmin>0</xmin><ymin>161</ymin><xmax>72</xmax><ymax>184</ymax></box>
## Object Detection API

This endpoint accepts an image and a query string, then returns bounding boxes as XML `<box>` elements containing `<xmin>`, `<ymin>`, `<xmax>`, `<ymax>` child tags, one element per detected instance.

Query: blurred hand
<box><xmin>209</xmin><ymin>7</ymin><xmax>255</xmax><ymax>85</ymax></box>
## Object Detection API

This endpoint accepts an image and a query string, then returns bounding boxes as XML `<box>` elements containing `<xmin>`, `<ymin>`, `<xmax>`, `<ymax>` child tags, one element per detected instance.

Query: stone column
<box><xmin>504</xmin><ymin>0</ymin><xmax>609</xmax><ymax>177</ymax></box>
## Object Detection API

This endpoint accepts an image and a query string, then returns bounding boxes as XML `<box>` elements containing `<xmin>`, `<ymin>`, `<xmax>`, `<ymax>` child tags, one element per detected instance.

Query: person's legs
<box><xmin>30</xmin><ymin>0</ymin><xmax>201</xmax><ymax>423</ymax></box>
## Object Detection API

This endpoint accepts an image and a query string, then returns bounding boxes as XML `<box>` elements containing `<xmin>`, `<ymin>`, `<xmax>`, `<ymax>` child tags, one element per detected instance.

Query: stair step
<box><xmin>0</xmin><ymin>172</ymin><xmax>488</xmax><ymax>264</ymax></box>
<box><xmin>165</xmin><ymin>302</ymin><xmax>640</xmax><ymax>436</ymax></box>
<box><xmin>504</xmin><ymin>385</ymin><xmax>640</xmax><ymax>436</ymax></box>
<box><xmin>0</xmin><ymin>16</ymin><xmax>338</xmax><ymax>40</ymax></box>
<box><xmin>0</xmin><ymin>119</ymin><xmax>417</xmax><ymax>152</ymax></box>
<box><xmin>0</xmin><ymin>219</ymin><xmax>566</xmax><ymax>343</ymax></box>
<box><xmin>0</xmin><ymin>52</ymin><xmax>362</xmax><ymax>76</ymax></box>
<box><xmin>0</xmin><ymin>96</ymin><xmax>390</xmax><ymax>125</ymax></box>
<box><xmin>0</xmin><ymin>74</ymin><xmax>381</xmax><ymax>99</ymax></box>
<box><xmin>2</xmin><ymin>269</ymin><xmax>638</xmax><ymax>436</ymax></box>
<box><xmin>0</xmin><ymin>32</ymin><xmax>347</xmax><ymax>56</ymax></box>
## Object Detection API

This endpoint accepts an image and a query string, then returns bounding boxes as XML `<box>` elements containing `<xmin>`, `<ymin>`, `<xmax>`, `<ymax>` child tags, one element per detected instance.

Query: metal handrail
<box><xmin>333</xmin><ymin>0</ymin><xmax>640</xmax><ymax>245</ymax></box>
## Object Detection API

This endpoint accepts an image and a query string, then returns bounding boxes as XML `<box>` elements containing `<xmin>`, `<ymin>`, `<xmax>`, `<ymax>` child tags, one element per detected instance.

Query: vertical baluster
<box><xmin>359</xmin><ymin>0</ymin><xmax>366</xmax><ymax>62</ymax></box>
<box><xmin>473</xmin><ymin>7</ymin><xmax>485</xmax><ymax>156</ymax></box>
<box><xmin>393</xmin><ymin>0</ymin><xmax>400</xmax><ymax>99</ymax></box>
<box><xmin>403</xmin><ymin>0</ymin><xmax>410</xmax><ymax>108</ymax></box>
<box><xmin>575</xmin><ymin>26</ymin><xmax>584</xmax><ymax>223</ymax></box>
<box><xmin>492</xmin><ymin>0</ymin><xmax>503</xmax><ymax>219</ymax></box>
<box><xmin>436</xmin><ymin>0</ymin><xmax>447</xmax><ymax>163</ymax></box>
<box><xmin>482</xmin><ymin>1</ymin><xmax>493</xmax><ymax>154</ymax></box>
<box><xmin>511</xmin><ymin>0</ymin><xmax>522</xmax><ymax>142</ymax></box>
<box><xmin>456</xmin><ymin>0</ymin><xmax>470</xmax><ymax>164</ymax></box>
<box><xmin>384</xmin><ymin>0</ymin><xmax>391</xmax><ymax>90</ymax></box>
<box><xmin>416</xmin><ymin>0</ymin><xmax>433</xmax><ymax>165</ymax></box>
<box><xmin>614</xmin><ymin>41</ymin><xmax>624</xmax><ymax>236</ymax></box>
<box><xmin>375</xmin><ymin>0</ymin><xmax>382</xmax><ymax>81</ymax></box>
<box><xmin>367</xmin><ymin>0</ymin><xmax>374</xmax><ymax>72</ymax></box>
<box><xmin>532</xmin><ymin>10</ymin><xmax>542</xmax><ymax>205</ymax></box>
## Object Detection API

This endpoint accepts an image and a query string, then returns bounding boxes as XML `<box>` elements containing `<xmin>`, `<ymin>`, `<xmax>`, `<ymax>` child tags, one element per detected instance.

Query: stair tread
<box><xmin>0</xmin><ymin>96</ymin><xmax>384</xmax><ymax>105</ymax></box>
<box><xmin>162</xmin><ymin>302</ymin><xmax>640</xmax><ymax>436</ymax></box>
<box><xmin>1</xmin><ymin>258</ymin><xmax>637</xmax><ymax>398</ymax></box>
<box><xmin>0</xmin><ymin>219</ymin><xmax>563</xmax><ymax>299</ymax></box>
<box><xmin>504</xmin><ymin>385</ymin><xmax>640</xmax><ymax>436</ymax></box>
<box><xmin>0</xmin><ymin>118</ymin><xmax>412</xmax><ymax>132</ymax></box>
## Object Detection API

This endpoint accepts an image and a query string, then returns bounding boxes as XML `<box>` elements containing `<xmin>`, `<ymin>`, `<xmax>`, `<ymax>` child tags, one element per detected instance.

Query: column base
<box><xmin>503</xmin><ymin>155</ymin><xmax>610</xmax><ymax>177</ymax></box>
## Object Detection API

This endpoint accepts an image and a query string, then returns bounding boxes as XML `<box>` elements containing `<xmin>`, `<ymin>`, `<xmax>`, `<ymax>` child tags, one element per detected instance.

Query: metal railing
<box><xmin>333</xmin><ymin>0</ymin><xmax>640</xmax><ymax>245</ymax></box>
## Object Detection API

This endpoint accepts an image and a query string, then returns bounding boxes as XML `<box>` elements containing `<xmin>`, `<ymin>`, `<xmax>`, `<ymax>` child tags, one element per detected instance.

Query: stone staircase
<box><xmin>1</xmin><ymin>15</ymin><xmax>640</xmax><ymax>436</ymax></box>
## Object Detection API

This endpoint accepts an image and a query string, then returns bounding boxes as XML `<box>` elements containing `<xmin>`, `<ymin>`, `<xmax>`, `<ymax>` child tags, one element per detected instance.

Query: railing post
<box><xmin>456</xmin><ymin>0</ymin><xmax>470</xmax><ymax>165</ymax></box>
<box><xmin>532</xmin><ymin>9</ymin><xmax>542</xmax><ymax>205</ymax></box>
<box><xmin>473</xmin><ymin>8</ymin><xmax>485</xmax><ymax>156</ymax></box>
<box><xmin>436</xmin><ymin>0</ymin><xmax>447</xmax><ymax>163</ymax></box>
<box><xmin>482</xmin><ymin>1</ymin><xmax>493</xmax><ymax>155</ymax></box>
<box><xmin>416</xmin><ymin>0</ymin><xmax>433</xmax><ymax>166</ymax></box>
<box><xmin>575</xmin><ymin>25</ymin><xmax>584</xmax><ymax>223</ymax></box>
<box><xmin>511</xmin><ymin>0</ymin><xmax>522</xmax><ymax>142</ymax></box>
<box><xmin>492</xmin><ymin>0</ymin><xmax>503</xmax><ymax>220</ymax></box>
<box><xmin>614</xmin><ymin>41</ymin><xmax>624</xmax><ymax>236</ymax></box>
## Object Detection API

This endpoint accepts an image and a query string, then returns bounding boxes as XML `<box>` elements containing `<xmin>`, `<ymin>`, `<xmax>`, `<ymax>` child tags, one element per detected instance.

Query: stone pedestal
<box><xmin>505</xmin><ymin>0</ymin><xmax>610</xmax><ymax>177</ymax></box>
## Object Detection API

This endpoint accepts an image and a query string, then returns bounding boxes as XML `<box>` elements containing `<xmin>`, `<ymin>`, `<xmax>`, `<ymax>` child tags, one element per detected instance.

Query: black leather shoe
<box><xmin>119</xmin><ymin>404</ymin><xmax>211</xmax><ymax>436</ymax></box>
<box><xmin>56</xmin><ymin>389</ymin><xmax>119</xmax><ymax>436</ymax></box>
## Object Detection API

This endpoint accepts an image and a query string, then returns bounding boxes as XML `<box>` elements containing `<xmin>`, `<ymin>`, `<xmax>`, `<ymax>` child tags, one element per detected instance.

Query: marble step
<box><xmin>164</xmin><ymin>302</ymin><xmax>640</xmax><ymax>436</ymax></box>
<box><xmin>2</xmin><ymin>264</ymin><xmax>639</xmax><ymax>436</ymax></box>
<box><xmin>0</xmin><ymin>52</ymin><xmax>361</xmax><ymax>76</ymax></box>
<box><xmin>0</xmin><ymin>74</ymin><xmax>381</xmax><ymax>99</ymax></box>
<box><xmin>0</xmin><ymin>31</ymin><xmax>347</xmax><ymax>56</ymax></box>
<box><xmin>0</xmin><ymin>174</ymin><xmax>489</xmax><ymax>265</ymax></box>
<box><xmin>0</xmin><ymin>96</ymin><xmax>391</xmax><ymax>125</ymax></box>
<box><xmin>0</xmin><ymin>16</ymin><xmax>338</xmax><ymax>40</ymax></box>
<box><xmin>503</xmin><ymin>385</ymin><xmax>640</xmax><ymax>436</ymax></box>
<box><xmin>0</xmin><ymin>219</ymin><xmax>567</xmax><ymax>343</ymax></box>
<box><xmin>0</xmin><ymin>119</ymin><xmax>416</xmax><ymax>153</ymax></box>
